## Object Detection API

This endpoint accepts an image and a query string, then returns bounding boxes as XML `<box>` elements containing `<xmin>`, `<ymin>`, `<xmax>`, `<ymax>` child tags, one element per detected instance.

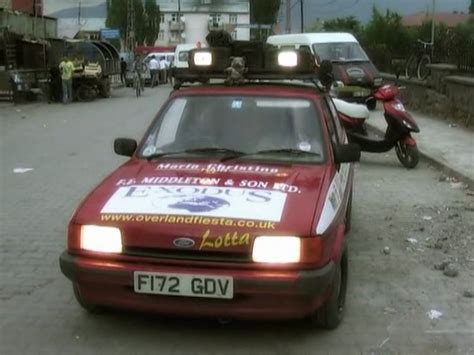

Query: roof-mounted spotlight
<box><xmin>193</xmin><ymin>51</ymin><xmax>212</xmax><ymax>66</ymax></box>
<box><xmin>278</xmin><ymin>51</ymin><xmax>298</xmax><ymax>67</ymax></box>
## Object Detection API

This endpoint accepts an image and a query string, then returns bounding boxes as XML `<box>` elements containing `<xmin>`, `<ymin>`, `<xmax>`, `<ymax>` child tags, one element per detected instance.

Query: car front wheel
<box><xmin>310</xmin><ymin>246</ymin><xmax>348</xmax><ymax>329</ymax></box>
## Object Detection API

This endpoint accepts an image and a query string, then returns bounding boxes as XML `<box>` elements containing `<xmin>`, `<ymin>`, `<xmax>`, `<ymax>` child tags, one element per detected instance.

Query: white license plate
<box><xmin>133</xmin><ymin>271</ymin><xmax>234</xmax><ymax>299</ymax></box>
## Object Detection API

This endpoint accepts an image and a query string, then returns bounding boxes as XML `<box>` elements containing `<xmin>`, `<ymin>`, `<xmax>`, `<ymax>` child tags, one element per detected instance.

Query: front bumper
<box><xmin>60</xmin><ymin>251</ymin><xmax>335</xmax><ymax>320</ymax></box>
<box><xmin>336</xmin><ymin>86</ymin><xmax>373</xmax><ymax>103</ymax></box>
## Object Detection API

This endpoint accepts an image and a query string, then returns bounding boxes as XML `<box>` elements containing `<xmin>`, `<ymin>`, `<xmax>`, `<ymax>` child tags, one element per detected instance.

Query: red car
<box><xmin>60</xmin><ymin>50</ymin><xmax>360</xmax><ymax>329</ymax></box>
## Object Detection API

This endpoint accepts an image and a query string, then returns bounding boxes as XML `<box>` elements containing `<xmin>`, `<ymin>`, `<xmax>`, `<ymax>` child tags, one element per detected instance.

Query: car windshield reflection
<box><xmin>139</xmin><ymin>95</ymin><xmax>326</xmax><ymax>163</ymax></box>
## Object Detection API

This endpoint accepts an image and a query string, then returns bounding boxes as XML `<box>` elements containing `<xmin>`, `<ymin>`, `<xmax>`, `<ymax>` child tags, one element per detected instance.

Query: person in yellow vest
<box><xmin>58</xmin><ymin>56</ymin><xmax>75</xmax><ymax>103</ymax></box>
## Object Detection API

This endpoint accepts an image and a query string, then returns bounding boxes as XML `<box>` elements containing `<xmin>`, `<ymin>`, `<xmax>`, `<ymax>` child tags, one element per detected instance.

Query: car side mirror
<box><xmin>334</xmin><ymin>143</ymin><xmax>361</xmax><ymax>163</ymax></box>
<box><xmin>114</xmin><ymin>138</ymin><xmax>137</xmax><ymax>157</ymax></box>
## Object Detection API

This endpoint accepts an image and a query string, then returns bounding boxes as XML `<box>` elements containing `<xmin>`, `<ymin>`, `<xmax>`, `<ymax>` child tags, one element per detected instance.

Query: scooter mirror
<box><xmin>334</xmin><ymin>143</ymin><xmax>361</xmax><ymax>163</ymax></box>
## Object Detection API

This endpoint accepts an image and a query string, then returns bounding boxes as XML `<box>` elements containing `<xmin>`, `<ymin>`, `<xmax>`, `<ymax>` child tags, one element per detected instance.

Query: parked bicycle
<box><xmin>405</xmin><ymin>39</ymin><xmax>433</xmax><ymax>80</ymax></box>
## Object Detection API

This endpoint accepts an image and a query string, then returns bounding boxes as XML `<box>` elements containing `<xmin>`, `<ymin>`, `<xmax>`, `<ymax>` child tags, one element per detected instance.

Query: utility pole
<box><xmin>126</xmin><ymin>0</ymin><xmax>136</xmax><ymax>52</ymax></box>
<box><xmin>78</xmin><ymin>0</ymin><xmax>81</xmax><ymax>26</ymax></box>
<box><xmin>300</xmin><ymin>0</ymin><xmax>304</xmax><ymax>33</ymax></box>
<box><xmin>431</xmin><ymin>0</ymin><xmax>436</xmax><ymax>57</ymax></box>
<box><xmin>177</xmin><ymin>0</ymin><xmax>182</xmax><ymax>44</ymax></box>
<box><xmin>286</xmin><ymin>0</ymin><xmax>291</xmax><ymax>33</ymax></box>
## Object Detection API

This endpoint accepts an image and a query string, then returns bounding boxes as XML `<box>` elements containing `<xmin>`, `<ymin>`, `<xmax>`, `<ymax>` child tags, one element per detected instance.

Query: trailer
<box><xmin>61</xmin><ymin>39</ymin><xmax>120</xmax><ymax>101</ymax></box>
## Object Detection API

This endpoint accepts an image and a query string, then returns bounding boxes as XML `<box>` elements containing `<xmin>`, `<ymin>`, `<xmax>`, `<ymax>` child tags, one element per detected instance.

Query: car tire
<box><xmin>311</xmin><ymin>246</ymin><xmax>348</xmax><ymax>330</ymax></box>
<box><xmin>345</xmin><ymin>189</ymin><xmax>353</xmax><ymax>234</ymax></box>
<box><xmin>73</xmin><ymin>283</ymin><xmax>104</xmax><ymax>314</ymax></box>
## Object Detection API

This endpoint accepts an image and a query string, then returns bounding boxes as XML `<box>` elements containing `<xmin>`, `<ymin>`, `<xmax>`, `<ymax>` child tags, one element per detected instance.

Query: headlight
<box><xmin>392</xmin><ymin>101</ymin><xmax>406</xmax><ymax>112</ymax></box>
<box><xmin>252</xmin><ymin>236</ymin><xmax>301</xmax><ymax>263</ymax></box>
<box><xmin>81</xmin><ymin>225</ymin><xmax>122</xmax><ymax>253</ymax></box>
<box><xmin>374</xmin><ymin>78</ymin><xmax>383</xmax><ymax>86</ymax></box>
<box><xmin>402</xmin><ymin>120</ymin><xmax>413</xmax><ymax>129</ymax></box>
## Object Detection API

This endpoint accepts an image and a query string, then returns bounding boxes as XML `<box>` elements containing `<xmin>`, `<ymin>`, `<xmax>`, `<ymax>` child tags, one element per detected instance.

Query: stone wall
<box><xmin>381</xmin><ymin>69</ymin><xmax>474</xmax><ymax>127</ymax></box>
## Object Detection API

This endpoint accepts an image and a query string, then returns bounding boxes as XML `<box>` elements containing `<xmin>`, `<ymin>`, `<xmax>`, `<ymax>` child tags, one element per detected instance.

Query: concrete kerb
<box><xmin>366</xmin><ymin>123</ymin><xmax>474</xmax><ymax>189</ymax></box>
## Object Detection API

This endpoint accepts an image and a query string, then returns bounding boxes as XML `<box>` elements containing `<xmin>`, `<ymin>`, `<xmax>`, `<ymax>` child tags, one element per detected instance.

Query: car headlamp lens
<box><xmin>374</xmin><ymin>77</ymin><xmax>383</xmax><ymax>86</ymax></box>
<box><xmin>252</xmin><ymin>236</ymin><xmax>301</xmax><ymax>263</ymax></box>
<box><xmin>278</xmin><ymin>51</ymin><xmax>298</xmax><ymax>67</ymax></box>
<box><xmin>81</xmin><ymin>225</ymin><xmax>122</xmax><ymax>253</ymax></box>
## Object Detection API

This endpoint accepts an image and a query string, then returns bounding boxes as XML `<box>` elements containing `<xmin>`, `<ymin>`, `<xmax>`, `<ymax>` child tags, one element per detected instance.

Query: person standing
<box><xmin>59</xmin><ymin>56</ymin><xmax>74</xmax><ymax>103</ymax></box>
<box><xmin>159</xmin><ymin>57</ymin><xmax>168</xmax><ymax>84</ymax></box>
<box><xmin>148</xmin><ymin>55</ymin><xmax>159</xmax><ymax>88</ymax></box>
<box><xmin>120</xmin><ymin>57</ymin><xmax>127</xmax><ymax>84</ymax></box>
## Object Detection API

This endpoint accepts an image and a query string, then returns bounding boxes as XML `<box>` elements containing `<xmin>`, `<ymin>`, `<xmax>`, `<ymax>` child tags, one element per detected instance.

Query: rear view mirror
<box><xmin>334</xmin><ymin>143</ymin><xmax>361</xmax><ymax>163</ymax></box>
<box><xmin>114</xmin><ymin>138</ymin><xmax>137</xmax><ymax>157</ymax></box>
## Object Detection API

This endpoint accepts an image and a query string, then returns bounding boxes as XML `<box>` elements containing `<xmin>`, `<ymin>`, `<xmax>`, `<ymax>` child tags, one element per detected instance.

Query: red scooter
<box><xmin>334</xmin><ymin>84</ymin><xmax>420</xmax><ymax>168</ymax></box>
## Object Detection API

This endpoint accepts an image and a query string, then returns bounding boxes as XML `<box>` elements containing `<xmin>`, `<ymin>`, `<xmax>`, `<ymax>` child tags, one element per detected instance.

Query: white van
<box><xmin>173</xmin><ymin>44</ymin><xmax>200</xmax><ymax>69</ymax></box>
<box><xmin>267</xmin><ymin>33</ymin><xmax>382</xmax><ymax>109</ymax></box>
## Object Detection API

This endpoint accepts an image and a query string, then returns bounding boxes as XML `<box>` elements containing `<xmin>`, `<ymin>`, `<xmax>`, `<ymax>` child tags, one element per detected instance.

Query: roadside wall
<box><xmin>382</xmin><ymin>68</ymin><xmax>474</xmax><ymax>127</ymax></box>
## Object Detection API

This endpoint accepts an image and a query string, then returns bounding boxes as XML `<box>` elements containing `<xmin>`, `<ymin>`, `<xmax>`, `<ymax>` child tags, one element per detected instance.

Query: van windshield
<box><xmin>313</xmin><ymin>42</ymin><xmax>369</xmax><ymax>62</ymax></box>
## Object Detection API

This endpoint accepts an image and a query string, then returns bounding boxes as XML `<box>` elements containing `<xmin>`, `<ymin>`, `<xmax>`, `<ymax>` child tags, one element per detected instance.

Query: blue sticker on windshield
<box><xmin>232</xmin><ymin>100</ymin><xmax>242</xmax><ymax>109</ymax></box>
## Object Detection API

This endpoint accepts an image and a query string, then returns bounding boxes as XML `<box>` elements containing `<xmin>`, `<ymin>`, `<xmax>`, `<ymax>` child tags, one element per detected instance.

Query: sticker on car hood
<box><xmin>101</xmin><ymin>185</ymin><xmax>287</xmax><ymax>222</ymax></box>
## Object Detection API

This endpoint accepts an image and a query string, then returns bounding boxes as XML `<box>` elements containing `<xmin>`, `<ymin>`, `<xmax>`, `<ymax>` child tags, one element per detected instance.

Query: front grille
<box><xmin>124</xmin><ymin>246</ymin><xmax>250</xmax><ymax>263</ymax></box>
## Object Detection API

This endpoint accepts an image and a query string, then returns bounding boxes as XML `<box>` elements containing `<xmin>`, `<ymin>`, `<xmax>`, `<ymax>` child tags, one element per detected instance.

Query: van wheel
<box><xmin>73</xmin><ymin>283</ymin><xmax>104</xmax><ymax>314</ymax></box>
<box><xmin>311</xmin><ymin>246</ymin><xmax>348</xmax><ymax>329</ymax></box>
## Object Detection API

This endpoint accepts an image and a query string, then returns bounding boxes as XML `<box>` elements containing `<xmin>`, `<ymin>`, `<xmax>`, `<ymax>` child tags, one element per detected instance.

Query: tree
<box><xmin>106</xmin><ymin>0</ymin><xmax>161</xmax><ymax>49</ymax></box>
<box><xmin>133</xmin><ymin>0</ymin><xmax>145</xmax><ymax>45</ymax></box>
<box><xmin>362</xmin><ymin>6</ymin><xmax>413</xmax><ymax>71</ymax></box>
<box><xmin>470</xmin><ymin>0</ymin><xmax>473</xmax><ymax>14</ymax></box>
<box><xmin>250</xmin><ymin>0</ymin><xmax>280</xmax><ymax>24</ymax></box>
<box><xmin>322</xmin><ymin>16</ymin><xmax>363</xmax><ymax>39</ymax></box>
<box><xmin>363</xmin><ymin>6</ymin><xmax>413</xmax><ymax>55</ymax></box>
<box><xmin>106</xmin><ymin>0</ymin><xmax>127</xmax><ymax>42</ymax></box>
<box><xmin>144</xmin><ymin>0</ymin><xmax>161</xmax><ymax>46</ymax></box>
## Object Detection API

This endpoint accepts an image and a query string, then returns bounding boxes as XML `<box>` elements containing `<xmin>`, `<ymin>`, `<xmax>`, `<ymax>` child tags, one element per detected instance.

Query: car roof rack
<box><xmin>171</xmin><ymin>41</ymin><xmax>324</xmax><ymax>90</ymax></box>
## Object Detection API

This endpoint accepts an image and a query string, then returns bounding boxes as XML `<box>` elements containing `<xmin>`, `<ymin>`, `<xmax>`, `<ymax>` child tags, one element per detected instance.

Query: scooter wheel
<box><xmin>395</xmin><ymin>141</ymin><xmax>419</xmax><ymax>169</ymax></box>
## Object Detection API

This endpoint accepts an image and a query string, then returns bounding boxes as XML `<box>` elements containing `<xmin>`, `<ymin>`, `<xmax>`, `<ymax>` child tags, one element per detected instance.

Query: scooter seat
<box><xmin>333</xmin><ymin>98</ymin><xmax>370</xmax><ymax>120</ymax></box>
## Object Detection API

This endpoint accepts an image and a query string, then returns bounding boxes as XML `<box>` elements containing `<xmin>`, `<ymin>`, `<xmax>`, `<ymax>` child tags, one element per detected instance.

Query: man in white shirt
<box><xmin>159</xmin><ymin>57</ymin><xmax>168</xmax><ymax>84</ymax></box>
<box><xmin>148</xmin><ymin>55</ymin><xmax>159</xmax><ymax>88</ymax></box>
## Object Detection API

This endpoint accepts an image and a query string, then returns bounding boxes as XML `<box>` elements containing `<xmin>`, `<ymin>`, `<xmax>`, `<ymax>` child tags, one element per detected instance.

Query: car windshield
<box><xmin>178</xmin><ymin>51</ymin><xmax>189</xmax><ymax>62</ymax></box>
<box><xmin>313</xmin><ymin>42</ymin><xmax>369</xmax><ymax>62</ymax></box>
<box><xmin>139</xmin><ymin>95</ymin><xmax>326</xmax><ymax>163</ymax></box>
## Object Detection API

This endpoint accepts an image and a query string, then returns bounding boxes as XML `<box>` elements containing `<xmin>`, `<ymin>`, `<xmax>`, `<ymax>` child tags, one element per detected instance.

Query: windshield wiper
<box><xmin>332</xmin><ymin>58</ymin><xmax>368</xmax><ymax>63</ymax></box>
<box><xmin>184</xmin><ymin>147</ymin><xmax>244</xmax><ymax>155</ymax></box>
<box><xmin>254</xmin><ymin>148</ymin><xmax>321</xmax><ymax>156</ymax></box>
<box><xmin>146</xmin><ymin>151</ymin><xmax>188</xmax><ymax>160</ymax></box>
<box><xmin>146</xmin><ymin>147</ymin><xmax>245</xmax><ymax>161</ymax></box>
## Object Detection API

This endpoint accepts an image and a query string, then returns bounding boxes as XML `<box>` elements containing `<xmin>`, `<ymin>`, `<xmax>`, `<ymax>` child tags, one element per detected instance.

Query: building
<box><xmin>156</xmin><ymin>0</ymin><xmax>250</xmax><ymax>46</ymax></box>
<box><xmin>0</xmin><ymin>0</ymin><xmax>43</xmax><ymax>15</ymax></box>
<box><xmin>41</xmin><ymin>0</ymin><xmax>249</xmax><ymax>45</ymax></box>
<box><xmin>402</xmin><ymin>11</ymin><xmax>472</xmax><ymax>28</ymax></box>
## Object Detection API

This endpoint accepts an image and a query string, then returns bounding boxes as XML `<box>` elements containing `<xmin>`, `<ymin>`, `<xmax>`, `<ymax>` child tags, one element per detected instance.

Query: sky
<box><xmin>281</xmin><ymin>0</ymin><xmax>471</xmax><ymax>28</ymax></box>
<box><xmin>44</xmin><ymin>0</ymin><xmax>471</xmax><ymax>23</ymax></box>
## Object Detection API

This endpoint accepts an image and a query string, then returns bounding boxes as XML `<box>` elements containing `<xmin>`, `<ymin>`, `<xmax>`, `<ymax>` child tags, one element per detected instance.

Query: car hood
<box><xmin>332</xmin><ymin>61</ymin><xmax>380</xmax><ymax>86</ymax></box>
<box><xmin>73</xmin><ymin>159</ymin><xmax>327</xmax><ymax>253</ymax></box>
